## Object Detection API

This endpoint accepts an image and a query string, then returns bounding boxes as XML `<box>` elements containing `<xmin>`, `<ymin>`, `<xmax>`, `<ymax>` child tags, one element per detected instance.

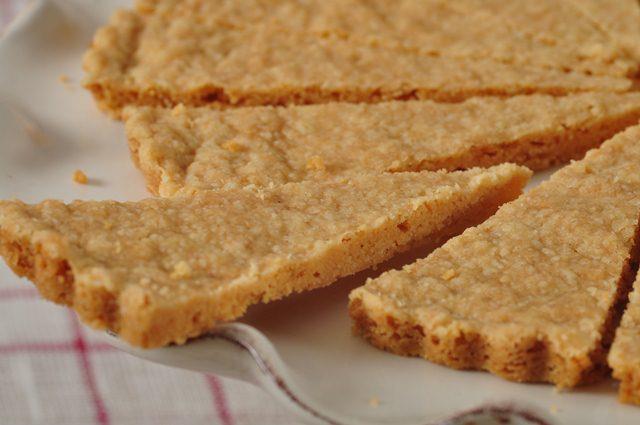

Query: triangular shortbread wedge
<box><xmin>83</xmin><ymin>1</ymin><xmax>633</xmax><ymax>117</ymax></box>
<box><xmin>350</xmin><ymin>124</ymin><xmax>640</xmax><ymax>388</ymax></box>
<box><xmin>0</xmin><ymin>165</ymin><xmax>530</xmax><ymax>348</ymax></box>
<box><xmin>566</xmin><ymin>0</ymin><xmax>640</xmax><ymax>63</ymax></box>
<box><xmin>609</xmin><ymin>275</ymin><xmax>640</xmax><ymax>404</ymax></box>
<box><xmin>124</xmin><ymin>93</ymin><xmax>640</xmax><ymax>196</ymax></box>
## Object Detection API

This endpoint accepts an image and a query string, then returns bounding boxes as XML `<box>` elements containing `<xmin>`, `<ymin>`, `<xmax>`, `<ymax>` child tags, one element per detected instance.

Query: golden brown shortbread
<box><xmin>123</xmin><ymin>93</ymin><xmax>640</xmax><ymax>197</ymax></box>
<box><xmin>133</xmin><ymin>0</ymin><xmax>636</xmax><ymax>76</ymax></box>
<box><xmin>83</xmin><ymin>0</ymin><xmax>636</xmax><ymax>117</ymax></box>
<box><xmin>566</xmin><ymin>0</ymin><xmax>640</xmax><ymax>64</ymax></box>
<box><xmin>0</xmin><ymin>166</ymin><xmax>530</xmax><ymax>348</ymax></box>
<box><xmin>610</xmin><ymin>275</ymin><xmax>640</xmax><ymax>404</ymax></box>
<box><xmin>350</xmin><ymin>124</ymin><xmax>640</xmax><ymax>388</ymax></box>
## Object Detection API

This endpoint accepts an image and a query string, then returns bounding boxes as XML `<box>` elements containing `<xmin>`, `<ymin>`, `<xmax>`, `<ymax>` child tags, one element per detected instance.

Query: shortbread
<box><xmin>83</xmin><ymin>0</ymin><xmax>635</xmax><ymax>117</ymax></box>
<box><xmin>124</xmin><ymin>93</ymin><xmax>640</xmax><ymax>196</ymax></box>
<box><xmin>610</xmin><ymin>275</ymin><xmax>640</xmax><ymax>404</ymax></box>
<box><xmin>0</xmin><ymin>165</ymin><xmax>530</xmax><ymax>348</ymax></box>
<box><xmin>350</xmin><ymin>124</ymin><xmax>640</xmax><ymax>387</ymax></box>
<box><xmin>132</xmin><ymin>0</ymin><xmax>636</xmax><ymax>76</ymax></box>
<box><xmin>566</xmin><ymin>0</ymin><xmax>640</xmax><ymax>62</ymax></box>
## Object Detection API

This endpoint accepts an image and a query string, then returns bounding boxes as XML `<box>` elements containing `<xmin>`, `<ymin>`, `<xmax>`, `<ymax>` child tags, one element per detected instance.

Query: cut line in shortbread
<box><xmin>82</xmin><ymin>0</ymin><xmax>635</xmax><ymax>117</ymax></box>
<box><xmin>124</xmin><ymin>93</ymin><xmax>640</xmax><ymax>196</ymax></box>
<box><xmin>566</xmin><ymin>0</ymin><xmax>640</xmax><ymax>65</ymax></box>
<box><xmin>610</xmin><ymin>272</ymin><xmax>640</xmax><ymax>404</ymax></box>
<box><xmin>350</xmin><ymin>124</ymin><xmax>640</xmax><ymax>388</ymax></box>
<box><xmin>0</xmin><ymin>165</ymin><xmax>530</xmax><ymax>348</ymax></box>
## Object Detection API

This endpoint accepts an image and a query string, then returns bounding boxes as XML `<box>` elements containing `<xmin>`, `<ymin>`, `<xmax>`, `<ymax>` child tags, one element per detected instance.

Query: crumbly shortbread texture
<box><xmin>83</xmin><ymin>0</ymin><xmax>637</xmax><ymax>117</ymax></box>
<box><xmin>124</xmin><ymin>93</ymin><xmax>640</xmax><ymax>196</ymax></box>
<box><xmin>0</xmin><ymin>166</ymin><xmax>530</xmax><ymax>348</ymax></box>
<box><xmin>566</xmin><ymin>0</ymin><xmax>640</xmax><ymax>62</ymax></box>
<box><xmin>610</xmin><ymin>275</ymin><xmax>640</xmax><ymax>404</ymax></box>
<box><xmin>350</xmin><ymin>124</ymin><xmax>640</xmax><ymax>388</ymax></box>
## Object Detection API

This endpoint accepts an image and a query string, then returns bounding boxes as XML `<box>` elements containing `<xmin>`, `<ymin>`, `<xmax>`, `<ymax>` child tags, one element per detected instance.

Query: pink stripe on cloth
<box><xmin>0</xmin><ymin>0</ymin><xmax>13</xmax><ymax>26</ymax></box>
<box><xmin>0</xmin><ymin>341</ymin><xmax>115</xmax><ymax>354</ymax></box>
<box><xmin>0</xmin><ymin>341</ymin><xmax>76</xmax><ymax>353</ymax></box>
<box><xmin>207</xmin><ymin>375</ymin><xmax>234</xmax><ymax>425</ymax></box>
<box><xmin>0</xmin><ymin>287</ymin><xmax>38</xmax><ymax>300</ymax></box>
<box><xmin>68</xmin><ymin>312</ymin><xmax>111</xmax><ymax>425</ymax></box>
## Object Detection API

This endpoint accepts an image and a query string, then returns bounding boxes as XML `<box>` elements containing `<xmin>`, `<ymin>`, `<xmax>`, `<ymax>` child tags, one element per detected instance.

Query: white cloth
<box><xmin>0</xmin><ymin>272</ymin><xmax>298</xmax><ymax>425</ymax></box>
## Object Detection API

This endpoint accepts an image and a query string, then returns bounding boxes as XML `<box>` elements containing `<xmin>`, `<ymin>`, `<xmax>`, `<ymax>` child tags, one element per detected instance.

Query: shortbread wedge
<box><xmin>350</xmin><ymin>124</ymin><xmax>640</xmax><ymax>388</ymax></box>
<box><xmin>83</xmin><ymin>1</ymin><xmax>634</xmax><ymax>117</ymax></box>
<box><xmin>610</xmin><ymin>275</ymin><xmax>640</xmax><ymax>404</ymax></box>
<box><xmin>124</xmin><ymin>93</ymin><xmax>640</xmax><ymax>196</ymax></box>
<box><xmin>0</xmin><ymin>165</ymin><xmax>530</xmax><ymax>348</ymax></box>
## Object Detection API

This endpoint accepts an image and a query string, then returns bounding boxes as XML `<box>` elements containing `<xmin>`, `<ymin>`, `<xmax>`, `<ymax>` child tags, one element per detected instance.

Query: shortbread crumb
<box><xmin>170</xmin><ymin>261</ymin><xmax>192</xmax><ymax>279</ymax></box>
<box><xmin>441</xmin><ymin>269</ymin><xmax>457</xmax><ymax>281</ymax></box>
<box><xmin>58</xmin><ymin>74</ymin><xmax>73</xmax><ymax>89</ymax></box>
<box><xmin>368</xmin><ymin>397</ymin><xmax>380</xmax><ymax>408</ymax></box>
<box><xmin>73</xmin><ymin>170</ymin><xmax>88</xmax><ymax>185</ymax></box>
<box><xmin>306</xmin><ymin>156</ymin><xmax>326</xmax><ymax>172</ymax></box>
<box><xmin>222</xmin><ymin>141</ymin><xmax>246</xmax><ymax>153</ymax></box>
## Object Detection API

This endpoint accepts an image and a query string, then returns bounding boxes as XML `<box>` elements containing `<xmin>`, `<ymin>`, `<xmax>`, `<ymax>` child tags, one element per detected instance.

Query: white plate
<box><xmin>2</xmin><ymin>2</ymin><xmax>640</xmax><ymax>424</ymax></box>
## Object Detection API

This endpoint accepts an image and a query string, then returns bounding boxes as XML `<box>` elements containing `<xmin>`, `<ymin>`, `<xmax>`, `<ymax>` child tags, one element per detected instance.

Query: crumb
<box><xmin>13</xmin><ymin>112</ymin><xmax>48</xmax><ymax>145</ymax></box>
<box><xmin>73</xmin><ymin>170</ymin><xmax>88</xmax><ymax>184</ymax></box>
<box><xmin>222</xmin><ymin>140</ymin><xmax>246</xmax><ymax>152</ymax></box>
<box><xmin>170</xmin><ymin>103</ymin><xmax>187</xmax><ymax>117</ymax></box>
<box><xmin>58</xmin><ymin>74</ymin><xmax>73</xmax><ymax>89</ymax></box>
<box><xmin>171</xmin><ymin>261</ymin><xmax>192</xmax><ymax>279</ymax></box>
<box><xmin>589</xmin><ymin>104</ymin><xmax>603</xmax><ymax>116</ymax></box>
<box><xmin>306</xmin><ymin>156</ymin><xmax>326</xmax><ymax>171</ymax></box>
<box><xmin>549</xmin><ymin>404</ymin><xmax>559</xmax><ymax>415</ymax></box>
<box><xmin>368</xmin><ymin>396</ymin><xmax>380</xmax><ymax>408</ymax></box>
<box><xmin>442</xmin><ymin>269</ymin><xmax>457</xmax><ymax>280</ymax></box>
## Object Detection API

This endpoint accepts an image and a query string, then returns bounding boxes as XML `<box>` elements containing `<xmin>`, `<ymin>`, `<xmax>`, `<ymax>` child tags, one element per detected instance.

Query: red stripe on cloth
<box><xmin>0</xmin><ymin>341</ymin><xmax>75</xmax><ymax>353</ymax></box>
<box><xmin>0</xmin><ymin>287</ymin><xmax>38</xmax><ymax>300</ymax></box>
<box><xmin>206</xmin><ymin>375</ymin><xmax>234</xmax><ymax>425</ymax></box>
<box><xmin>68</xmin><ymin>313</ymin><xmax>111</xmax><ymax>425</ymax></box>
<box><xmin>0</xmin><ymin>341</ymin><xmax>115</xmax><ymax>354</ymax></box>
